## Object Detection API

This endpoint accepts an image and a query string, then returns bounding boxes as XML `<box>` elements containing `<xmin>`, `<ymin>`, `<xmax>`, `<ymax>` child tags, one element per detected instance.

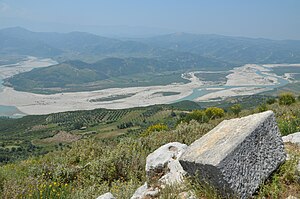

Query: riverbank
<box><xmin>0</xmin><ymin>61</ymin><xmax>293</xmax><ymax>115</ymax></box>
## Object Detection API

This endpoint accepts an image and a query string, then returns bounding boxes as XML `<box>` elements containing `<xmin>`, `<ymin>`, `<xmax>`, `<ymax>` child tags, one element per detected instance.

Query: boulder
<box><xmin>131</xmin><ymin>142</ymin><xmax>187</xmax><ymax>199</ymax></box>
<box><xmin>282</xmin><ymin>132</ymin><xmax>300</xmax><ymax>145</ymax></box>
<box><xmin>96</xmin><ymin>192</ymin><xmax>115</xmax><ymax>199</ymax></box>
<box><xmin>146</xmin><ymin>142</ymin><xmax>187</xmax><ymax>187</ymax></box>
<box><xmin>179</xmin><ymin>111</ymin><xmax>286</xmax><ymax>199</ymax></box>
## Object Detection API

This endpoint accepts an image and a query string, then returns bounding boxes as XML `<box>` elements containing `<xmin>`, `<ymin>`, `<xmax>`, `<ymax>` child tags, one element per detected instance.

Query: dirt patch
<box><xmin>39</xmin><ymin>131</ymin><xmax>81</xmax><ymax>144</ymax></box>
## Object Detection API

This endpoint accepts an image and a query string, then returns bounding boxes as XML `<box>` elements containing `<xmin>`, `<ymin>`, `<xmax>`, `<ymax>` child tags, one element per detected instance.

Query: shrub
<box><xmin>205</xmin><ymin>107</ymin><xmax>225</xmax><ymax>119</ymax></box>
<box><xmin>230</xmin><ymin>104</ymin><xmax>242</xmax><ymax>116</ymax></box>
<box><xmin>258</xmin><ymin>104</ymin><xmax>268</xmax><ymax>112</ymax></box>
<box><xmin>184</xmin><ymin>110</ymin><xmax>209</xmax><ymax>123</ymax></box>
<box><xmin>266</xmin><ymin>98</ymin><xmax>276</xmax><ymax>105</ymax></box>
<box><xmin>279</xmin><ymin>93</ymin><xmax>296</xmax><ymax>106</ymax></box>
<box><xmin>141</xmin><ymin>123</ymin><xmax>169</xmax><ymax>137</ymax></box>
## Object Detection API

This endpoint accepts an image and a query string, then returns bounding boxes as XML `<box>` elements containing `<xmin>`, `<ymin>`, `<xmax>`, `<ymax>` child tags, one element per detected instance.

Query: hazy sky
<box><xmin>0</xmin><ymin>0</ymin><xmax>299</xmax><ymax>39</ymax></box>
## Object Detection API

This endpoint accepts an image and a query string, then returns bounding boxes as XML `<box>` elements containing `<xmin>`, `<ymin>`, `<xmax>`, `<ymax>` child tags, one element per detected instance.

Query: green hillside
<box><xmin>0</xmin><ymin>97</ymin><xmax>300</xmax><ymax>198</ymax></box>
<box><xmin>5</xmin><ymin>55</ymin><xmax>228</xmax><ymax>93</ymax></box>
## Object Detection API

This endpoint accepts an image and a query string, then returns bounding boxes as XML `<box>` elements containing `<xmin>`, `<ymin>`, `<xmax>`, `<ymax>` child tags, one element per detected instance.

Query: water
<box><xmin>177</xmin><ymin>66</ymin><xmax>290</xmax><ymax>102</ymax></box>
<box><xmin>0</xmin><ymin>78</ymin><xmax>25</xmax><ymax>118</ymax></box>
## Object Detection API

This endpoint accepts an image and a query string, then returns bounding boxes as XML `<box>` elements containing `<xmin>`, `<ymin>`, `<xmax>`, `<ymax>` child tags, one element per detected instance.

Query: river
<box><xmin>0</xmin><ymin>57</ymin><xmax>57</xmax><ymax>117</ymax></box>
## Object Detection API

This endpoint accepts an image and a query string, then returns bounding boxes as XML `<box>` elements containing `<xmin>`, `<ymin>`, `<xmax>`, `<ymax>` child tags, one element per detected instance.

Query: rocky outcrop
<box><xmin>96</xmin><ymin>192</ymin><xmax>115</xmax><ymax>199</ymax></box>
<box><xmin>179</xmin><ymin>111</ymin><xmax>286</xmax><ymax>199</ymax></box>
<box><xmin>131</xmin><ymin>142</ymin><xmax>187</xmax><ymax>199</ymax></box>
<box><xmin>146</xmin><ymin>142</ymin><xmax>187</xmax><ymax>187</ymax></box>
<box><xmin>282</xmin><ymin>132</ymin><xmax>300</xmax><ymax>145</ymax></box>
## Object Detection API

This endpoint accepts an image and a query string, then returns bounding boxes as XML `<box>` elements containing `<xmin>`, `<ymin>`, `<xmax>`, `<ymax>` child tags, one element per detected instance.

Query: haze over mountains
<box><xmin>2</xmin><ymin>27</ymin><xmax>300</xmax><ymax>63</ymax></box>
<box><xmin>1</xmin><ymin>27</ymin><xmax>300</xmax><ymax>93</ymax></box>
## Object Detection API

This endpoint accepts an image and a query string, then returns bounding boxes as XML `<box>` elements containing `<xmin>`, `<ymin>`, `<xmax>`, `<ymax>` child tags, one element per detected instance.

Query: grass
<box><xmin>1</xmin><ymin>99</ymin><xmax>300</xmax><ymax>198</ymax></box>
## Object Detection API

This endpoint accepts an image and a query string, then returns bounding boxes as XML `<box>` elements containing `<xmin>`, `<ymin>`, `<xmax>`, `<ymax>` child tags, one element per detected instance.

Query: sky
<box><xmin>0</xmin><ymin>0</ymin><xmax>299</xmax><ymax>39</ymax></box>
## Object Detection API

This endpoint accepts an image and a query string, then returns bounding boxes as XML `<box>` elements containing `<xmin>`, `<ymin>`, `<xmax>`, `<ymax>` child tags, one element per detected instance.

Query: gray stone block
<box><xmin>179</xmin><ymin>111</ymin><xmax>286</xmax><ymax>198</ymax></box>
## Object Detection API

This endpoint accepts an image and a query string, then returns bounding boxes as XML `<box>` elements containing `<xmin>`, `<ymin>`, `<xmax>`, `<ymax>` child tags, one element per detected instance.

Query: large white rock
<box><xmin>179</xmin><ymin>111</ymin><xmax>286</xmax><ymax>199</ymax></box>
<box><xmin>282</xmin><ymin>132</ymin><xmax>300</xmax><ymax>145</ymax></box>
<box><xmin>96</xmin><ymin>192</ymin><xmax>115</xmax><ymax>199</ymax></box>
<box><xmin>146</xmin><ymin>142</ymin><xmax>187</xmax><ymax>186</ymax></box>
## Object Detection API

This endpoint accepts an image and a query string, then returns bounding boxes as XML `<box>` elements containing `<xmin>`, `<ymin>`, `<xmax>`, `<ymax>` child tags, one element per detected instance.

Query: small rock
<box><xmin>178</xmin><ymin>191</ymin><xmax>197</xmax><ymax>199</ymax></box>
<box><xmin>96</xmin><ymin>192</ymin><xmax>115</xmax><ymax>199</ymax></box>
<box><xmin>146</xmin><ymin>142</ymin><xmax>187</xmax><ymax>187</ymax></box>
<box><xmin>145</xmin><ymin>187</ymin><xmax>159</xmax><ymax>197</ymax></box>
<box><xmin>282</xmin><ymin>132</ymin><xmax>300</xmax><ymax>145</ymax></box>
<box><xmin>130</xmin><ymin>183</ymin><xmax>160</xmax><ymax>199</ymax></box>
<box><xmin>130</xmin><ymin>183</ymin><xmax>147</xmax><ymax>199</ymax></box>
<box><xmin>286</xmin><ymin>196</ymin><xmax>298</xmax><ymax>199</ymax></box>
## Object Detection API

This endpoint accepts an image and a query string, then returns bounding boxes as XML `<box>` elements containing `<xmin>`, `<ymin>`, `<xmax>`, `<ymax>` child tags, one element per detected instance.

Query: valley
<box><xmin>0</xmin><ymin>56</ymin><xmax>296</xmax><ymax>116</ymax></box>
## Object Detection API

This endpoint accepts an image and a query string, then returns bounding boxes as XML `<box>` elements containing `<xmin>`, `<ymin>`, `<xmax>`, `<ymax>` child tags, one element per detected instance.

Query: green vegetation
<box><xmin>279</xmin><ymin>92</ymin><xmax>296</xmax><ymax>105</ymax></box>
<box><xmin>205</xmin><ymin>107</ymin><xmax>225</xmax><ymax>119</ymax></box>
<box><xmin>1</xmin><ymin>99</ymin><xmax>300</xmax><ymax>198</ymax></box>
<box><xmin>153</xmin><ymin>91</ymin><xmax>181</xmax><ymax>96</ymax></box>
<box><xmin>5</xmin><ymin>56</ymin><xmax>225</xmax><ymax>93</ymax></box>
<box><xmin>194</xmin><ymin>72</ymin><xmax>230</xmax><ymax>83</ymax></box>
<box><xmin>0</xmin><ymin>101</ymin><xmax>200</xmax><ymax>164</ymax></box>
<box><xmin>230</xmin><ymin>104</ymin><xmax>242</xmax><ymax>116</ymax></box>
<box><xmin>89</xmin><ymin>94</ymin><xmax>135</xmax><ymax>102</ymax></box>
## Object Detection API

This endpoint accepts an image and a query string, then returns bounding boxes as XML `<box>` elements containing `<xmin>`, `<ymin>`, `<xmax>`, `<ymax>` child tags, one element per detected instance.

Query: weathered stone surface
<box><xmin>179</xmin><ymin>111</ymin><xmax>286</xmax><ymax>199</ymax></box>
<box><xmin>130</xmin><ymin>183</ymin><xmax>147</xmax><ymax>199</ymax></box>
<box><xmin>130</xmin><ymin>182</ymin><xmax>160</xmax><ymax>199</ymax></box>
<box><xmin>286</xmin><ymin>196</ymin><xmax>298</xmax><ymax>199</ymax></box>
<box><xmin>282</xmin><ymin>132</ymin><xmax>300</xmax><ymax>145</ymax></box>
<box><xmin>146</xmin><ymin>142</ymin><xmax>187</xmax><ymax>186</ymax></box>
<box><xmin>131</xmin><ymin>142</ymin><xmax>187</xmax><ymax>199</ymax></box>
<box><xmin>96</xmin><ymin>192</ymin><xmax>115</xmax><ymax>199</ymax></box>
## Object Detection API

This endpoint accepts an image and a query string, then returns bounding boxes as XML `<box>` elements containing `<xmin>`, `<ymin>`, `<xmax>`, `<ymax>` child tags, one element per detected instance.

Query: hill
<box><xmin>0</xmin><ymin>97</ymin><xmax>300</xmax><ymax>198</ymax></box>
<box><xmin>5</xmin><ymin>55</ymin><xmax>228</xmax><ymax>93</ymax></box>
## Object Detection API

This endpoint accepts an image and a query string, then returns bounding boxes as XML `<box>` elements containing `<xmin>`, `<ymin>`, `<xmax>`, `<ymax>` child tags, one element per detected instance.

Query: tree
<box><xmin>279</xmin><ymin>93</ymin><xmax>296</xmax><ymax>105</ymax></box>
<box><xmin>184</xmin><ymin>110</ymin><xmax>209</xmax><ymax>123</ymax></box>
<box><xmin>230</xmin><ymin>104</ymin><xmax>242</xmax><ymax>116</ymax></box>
<box><xmin>205</xmin><ymin>107</ymin><xmax>225</xmax><ymax>119</ymax></box>
<box><xmin>73</xmin><ymin>121</ymin><xmax>84</xmax><ymax>130</ymax></box>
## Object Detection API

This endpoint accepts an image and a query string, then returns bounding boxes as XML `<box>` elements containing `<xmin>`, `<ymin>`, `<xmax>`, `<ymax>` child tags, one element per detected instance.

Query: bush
<box><xmin>230</xmin><ymin>104</ymin><xmax>242</xmax><ymax>116</ymax></box>
<box><xmin>266</xmin><ymin>98</ymin><xmax>276</xmax><ymax>105</ymax></box>
<box><xmin>141</xmin><ymin>123</ymin><xmax>169</xmax><ymax>137</ymax></box>
<box><xmin>258</xmin><ymin>104</ymin><xmax>268</xmax><ymax>112</ymax></box>
<box><xmin>205</xmin><ymin>107</ymin><xmax>225</xmax><ymax>119</ymax></box>
<box><xmin>184</xmin><ymin>110</ymin><xmax>209</xmax><ymax>123</ymax></box>
<box><xmin>279</xmin><ymin>93</ymin><xmax>296</xmax><ymax>106</ymax></box>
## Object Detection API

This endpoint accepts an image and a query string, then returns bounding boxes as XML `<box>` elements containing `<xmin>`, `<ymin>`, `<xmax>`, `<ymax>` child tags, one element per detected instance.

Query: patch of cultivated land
<box><xmin>35</xmin><ymin>131</ymin><xmax>82</xmax><ymax>144</ymax></box>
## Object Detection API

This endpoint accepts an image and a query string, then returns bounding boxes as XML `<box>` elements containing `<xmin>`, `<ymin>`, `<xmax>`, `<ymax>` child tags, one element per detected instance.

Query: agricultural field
<box><xmin>0</xmin><ymin>101</ymin><xmax>201</xmax><ymax>164</ymax></box>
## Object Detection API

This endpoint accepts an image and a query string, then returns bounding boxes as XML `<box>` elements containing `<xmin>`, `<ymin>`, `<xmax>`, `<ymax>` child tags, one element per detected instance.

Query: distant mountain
<box><xmin>0</xmin><ymin>27</ymin><xmax>62</xmax><ymax>57</ymax></box>
<box><xmin>1</xmin><ymin>27</ymin><xmax>300</xmax><ymax>64</ymax></box>
<box><xmin>0</xmin><ymin>27</ymin><xmax>156</xmax><ymax>59</ymax></box>
<box><xmin>141</xmin><ymin>33</ymin><xmax>300</xmax><ymax>64</ymax></box>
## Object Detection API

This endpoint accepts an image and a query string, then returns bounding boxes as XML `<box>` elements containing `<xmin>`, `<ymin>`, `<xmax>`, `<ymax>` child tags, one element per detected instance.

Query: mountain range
<box><xmin>1</xmin><ymin>27</ymin><xmax>300</xmax><ymax>93</ymax></box>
